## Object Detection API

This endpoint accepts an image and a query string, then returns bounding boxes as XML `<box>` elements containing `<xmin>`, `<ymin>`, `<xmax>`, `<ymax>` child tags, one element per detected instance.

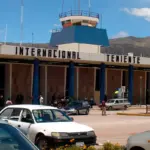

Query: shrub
<box><xmin>103</xmin><ymin>142</ymin><xmax>114</xmax><ymax>150</ymax></box>
<box><xmin>46</xmin><ymin>142</ymin><xmax>125</xmax><ymax>150</ymax></box>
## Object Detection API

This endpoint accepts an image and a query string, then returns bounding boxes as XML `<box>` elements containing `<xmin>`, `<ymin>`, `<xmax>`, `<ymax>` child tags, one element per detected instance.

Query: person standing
<box><xmin>101</xmin><ymin>100</ymin><xmax>106</xmax><ymax>116</ymax></box>
<box><xmin>5</xmin><ymin>98</ymin><xmax>13</xmax><ymax>106</ymax></box>
<box><xmin>39</xmin><ymin>95</ymin><xmax>44</xmax><ymax>105</ymax></box>
<box><xmin>15</xmin><ymin>93</ymin><xmax>24</xmax><ymax>104</ymax></box>
<box><xmin>0</xmin><ymin>95</ymin><xmax>4</xmax><ymax>110</ymax></box>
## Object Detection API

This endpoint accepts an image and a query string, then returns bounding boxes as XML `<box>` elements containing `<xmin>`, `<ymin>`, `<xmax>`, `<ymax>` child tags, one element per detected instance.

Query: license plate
<box><xmin>76</xmin><ymin>142</ymin><xmax>84</xmax><ymax>147</ymax></box>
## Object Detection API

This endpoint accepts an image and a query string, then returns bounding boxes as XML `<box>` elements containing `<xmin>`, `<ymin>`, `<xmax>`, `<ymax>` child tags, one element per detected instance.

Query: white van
<box><xmin>106</xmin><ymin>98</ymin><xmax>131</xmax><ymax>110</ymax></box>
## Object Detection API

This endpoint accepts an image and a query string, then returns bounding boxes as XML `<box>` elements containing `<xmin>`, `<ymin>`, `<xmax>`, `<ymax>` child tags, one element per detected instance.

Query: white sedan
<box><xmin>0</xmin><ymin>105</ymin><xmax>96</xmax><ymax>149</ymax></box>
<box><xmin>126</xmin><ymin>131</ymin><xmax>150</xmax><ymax>150</ymax></box>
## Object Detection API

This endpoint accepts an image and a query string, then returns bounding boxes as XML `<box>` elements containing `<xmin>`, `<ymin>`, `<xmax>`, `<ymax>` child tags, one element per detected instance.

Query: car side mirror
<box><xmin>70</xmin><ymin>117</ymin><xmax>74</xmax><ymax>121</ymax></box>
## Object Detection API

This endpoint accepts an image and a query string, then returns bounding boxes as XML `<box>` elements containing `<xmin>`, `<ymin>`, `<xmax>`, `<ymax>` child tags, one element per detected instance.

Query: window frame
<box><xmin>9</xmin><ymin>108</ymin><xmax>23</xmax><ymax>121</ymax></box>
<box><xmin>20</xmin><ymin>109</ymin><xmax>35</xmax><ymax>124</ymax></box>
<box><xmin>0</xmin><ymin>108</ymin><xmax>14</xmax><ymax>119</ymax></box>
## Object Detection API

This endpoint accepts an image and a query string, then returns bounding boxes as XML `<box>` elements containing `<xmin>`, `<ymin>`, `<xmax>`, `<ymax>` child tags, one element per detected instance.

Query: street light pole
<box><xmin>78</xmin><ymin>0</ymin><xmax>80</xmax><ymax>14</ymax></box>
<box><xmin>20</xmin><ymin>0</ymin><xmax>24</xmax><ymax>46</ymax></box>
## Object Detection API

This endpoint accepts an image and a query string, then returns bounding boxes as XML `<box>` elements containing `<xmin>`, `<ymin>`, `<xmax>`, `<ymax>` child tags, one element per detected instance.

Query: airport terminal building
<box><xmin>0</xmin><ymin>10</ymin><xmax>150</xmax><ymax>105</ymax></box>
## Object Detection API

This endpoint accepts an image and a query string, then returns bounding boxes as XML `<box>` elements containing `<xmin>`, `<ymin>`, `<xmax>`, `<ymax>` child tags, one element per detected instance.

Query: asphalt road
<box><xmin>72</xmin><ymin>108</ymin><xmax>150</xmax><ymax>146</ymax></box>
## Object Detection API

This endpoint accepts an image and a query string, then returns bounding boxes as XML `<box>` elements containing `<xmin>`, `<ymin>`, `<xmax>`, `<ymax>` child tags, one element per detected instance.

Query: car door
<box><xmin>8</xmin><ymin>108</ymin><xmax>23</xmax><ymax>128</ymax></box>
<box><xmin>18</xmin><ymin>109</ymin><xmax>34</xmax><ymax>136</ymax></box>
<box><xmin>77</xmin><ymin>102</ymin><xmax>83</xmax><ymax>114</ymax></box>
<box><xmin>119</xmin><ymin>100</ymin><xmax>124</xmax><ymax>109</ymax></box>
<box><xmin>114</xmin><ymin>100</ymin><xmax>120</xmax><ymax>109</ymax></box>
<box><xmin>81</xmin><ymin>101</ymin><xmax>89</xmax><ymax>114</ymax></box>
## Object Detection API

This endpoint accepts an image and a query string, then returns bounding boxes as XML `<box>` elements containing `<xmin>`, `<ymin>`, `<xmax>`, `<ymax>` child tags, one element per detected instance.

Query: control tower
<box><xmin>50</xmin><ymin>4</ymin><xmax>109</xmax><ymax>53</ymax></box>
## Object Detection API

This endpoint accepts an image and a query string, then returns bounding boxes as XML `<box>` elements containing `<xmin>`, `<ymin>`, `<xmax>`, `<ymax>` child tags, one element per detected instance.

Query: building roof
<box><xmin>6</xmin><ymin>104</ymin><xmax>57</xmax><ymax>111</ymax></box>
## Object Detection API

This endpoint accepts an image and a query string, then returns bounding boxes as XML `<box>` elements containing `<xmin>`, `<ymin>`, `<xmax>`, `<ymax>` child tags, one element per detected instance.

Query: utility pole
<box><xmin>4</xmin><ymin>24</ymin><xmax>7</xmax><ymax>45</ymax></box>
<box><xmin>32</xmin><ymin>32</ymin><xmax>34</xmax><ymax>47</ymax></box>
<box><xmin>88</xmin><ymin>0</ymin><xmax>91</xmax><ymax>13</ymax></box>
<box><xmin>62</xmin><ymin>0</ymin><xmax>64</xmax><ymax>13</ymax></box>
<box><xmin>20</xmin><ymin>0</ymin><xmax>24</xmax><ymax>46</ymax></box>
<box><xmin>78</xmin><ymin>0</ymin><xmax>80</xmax><ymax>15</ymax></box>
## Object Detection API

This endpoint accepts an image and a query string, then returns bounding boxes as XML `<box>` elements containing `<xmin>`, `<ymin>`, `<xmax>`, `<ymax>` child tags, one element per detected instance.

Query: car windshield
<box><xmin>32</xmin><ymin>109</ymin><xmax>72</xmax><ymax>123</ymax></box>
<box><xmin>107</xmin><ymin>100</ymin><xmax>115</xmax><ymax>103</ymax></box>
<box><xmin>0</xmin><ymin>123</ymin><xmax>38</xmax><ymax>150</ymax></box>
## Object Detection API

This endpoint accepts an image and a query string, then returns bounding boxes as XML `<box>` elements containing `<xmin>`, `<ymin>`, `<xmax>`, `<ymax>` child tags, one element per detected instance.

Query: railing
<box><xmin>51</xmin><ymin>28</ymin><xmax>62</xmax><ymax>33</ymax></box>
<box><xmin>59</xmin><ymin>10</ymin><xmax>99</xmax><ymax>19</ymax></box>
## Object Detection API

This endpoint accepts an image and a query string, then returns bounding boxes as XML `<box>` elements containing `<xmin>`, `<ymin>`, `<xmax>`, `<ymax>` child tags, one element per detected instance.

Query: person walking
<box><xmin>101</xmin><ymin>100</ymin><xmax>106</xmax><ymax>116</ymax></box>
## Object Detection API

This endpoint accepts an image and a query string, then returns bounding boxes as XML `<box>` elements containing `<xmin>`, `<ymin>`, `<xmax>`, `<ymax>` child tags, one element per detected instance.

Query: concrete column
<box><xmin>64</xmin><ymin>67</ymin><xmax>67</xmax><ymax>97</ymax></box>
<box><xmin>68</xmin><ymin>62</ymin><xmax>75</xmax><ymax>98</ymax></box>
<box><xmin>4</xmin><ymin>64</ymin><xmax>12</xmax><ymax>101</ymax></box>
<box><xmin>100</xmin><ymin>63</ymin><xmax>106</xmax><ymax>103</ymax></box>
<box><xmin>45</xmin><ymin>66</ymin><xmax>47</xmax><ymax>104</ymax></box>
<box><xmin>128</xmin><ymin>65</ymin><xmax>134</xmax><ymax>104</ymax></box>
<box><xmin>32</xmin><ymin>59</ymin><xmax>39</xmax><ymax>104</ymax></box>
<box><xmin>76</xmin><ymin>67</ymin><xmax>79</xmax><ymax>100</ymax></box>
<box><xmin>31</xmin><ymin>64</ymin><xmax>34</xmax><ymax>97</ymax></box>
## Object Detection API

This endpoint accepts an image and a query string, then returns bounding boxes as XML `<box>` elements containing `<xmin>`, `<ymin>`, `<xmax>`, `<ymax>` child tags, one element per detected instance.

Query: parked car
<box><xmin>105</xmin><ymin>98</ymin><xmax>131</xmax><ymax>110</ymax></box>
<box><xmin>0</xmin><ymin>105</ymin><xmax>96</xmax><ymax>150</ymax></box>
<box><xmin>126</xmin><ymin>131</ymin><xmax>150</xmax><ymax>150</ymax></box>
<box><xmin>62</xmin><ymin>100</ymin><xmax>91</xmax><ymax>115</ymax></box>
<box><xmin>0</xmin><ymin>120</ymin><xmax>38</xmax><ymax>150</ymax></box>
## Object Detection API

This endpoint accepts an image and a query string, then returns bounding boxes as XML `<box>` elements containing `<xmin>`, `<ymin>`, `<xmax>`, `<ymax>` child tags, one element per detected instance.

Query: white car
<box><xmin>126</xmin><ymin>131</ymin><xmax>150</xmax><ymax>150</ymax></box>
<box><xmin>0</xmin><ymin>105</ymin><xmax>96</xmax><ymax>149</ymax></box>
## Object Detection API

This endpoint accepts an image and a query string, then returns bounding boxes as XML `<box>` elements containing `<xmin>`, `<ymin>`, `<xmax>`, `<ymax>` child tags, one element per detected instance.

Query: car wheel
<box><xmin>130</xmin><ymin>147</ymin><xmax>145</xmax><ymax>150</ymax></box>
<box><xmin>85</xmin><ymin>109</ymin><xmax>89</xmax><ymax>115</ymax></box>
<box><xmin>124</xmin><ymin>105</ymin><xmax>127</xmax><ymax>110</ymax></box>
<box><xmin>36</xmin><ymin>135</ymin><xmax>49</xmax><ymax>150</ymax></box>
<box><xmin>108</xmin><ymin>106</ymin><xmax>113</xmax><ymax>110</ymax></box>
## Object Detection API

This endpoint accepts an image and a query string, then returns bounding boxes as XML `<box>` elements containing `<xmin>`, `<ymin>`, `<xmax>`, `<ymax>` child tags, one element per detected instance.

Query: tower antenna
<box><xmin>88</xmin><ymin>0</ymin><xmax>91</xmax><ymax>13</ymax></box>
<box><xmin>62</xmin><ymin>0</ymin><xmax>64</xmax><ymax>13</ymax></box>
<box><xmin>100</xmin><ymin>14</ymin><xmax>103</xmax><ymax>28</ymax></box>
<box><xmin>20</xmin><ymin>0</ymin><xmax>24</xmax><ymax>46</ymax></box>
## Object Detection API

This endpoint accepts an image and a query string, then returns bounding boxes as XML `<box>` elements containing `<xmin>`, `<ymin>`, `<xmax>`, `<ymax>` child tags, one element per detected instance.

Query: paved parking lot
<box><xmin>72</xmin><ymin>108</ymin><xmax>150</xmax><ymax>146</ymax></box>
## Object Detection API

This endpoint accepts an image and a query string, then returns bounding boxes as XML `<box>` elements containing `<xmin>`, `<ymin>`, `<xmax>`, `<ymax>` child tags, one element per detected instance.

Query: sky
<box><xmin>1</xmin><ymin>0</ymin><xmax>150</xmax><ymax>43</ymax></box>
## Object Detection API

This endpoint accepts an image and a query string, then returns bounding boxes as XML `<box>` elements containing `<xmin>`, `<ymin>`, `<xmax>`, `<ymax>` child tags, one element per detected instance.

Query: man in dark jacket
<box><xmin>16</xmin><ymin>94</ymin><xmax>24</xmax><ymax>104</ymax></box>
<box><xmin>0</xmin><ymin>95</ymin><xmax>4</xmax><ymax>110</ymax></box>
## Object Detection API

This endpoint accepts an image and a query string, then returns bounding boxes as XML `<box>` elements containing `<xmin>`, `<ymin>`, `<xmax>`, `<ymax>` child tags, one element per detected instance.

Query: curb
<box><xmin>129</xmin><ymin>107</ymin><xmax>145</xmax><ymax>110</ymax></box>
<box><xmin>117</xmin><ymin>112</ymin><xmax>150</xmax><ymax>117</ymax></box>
